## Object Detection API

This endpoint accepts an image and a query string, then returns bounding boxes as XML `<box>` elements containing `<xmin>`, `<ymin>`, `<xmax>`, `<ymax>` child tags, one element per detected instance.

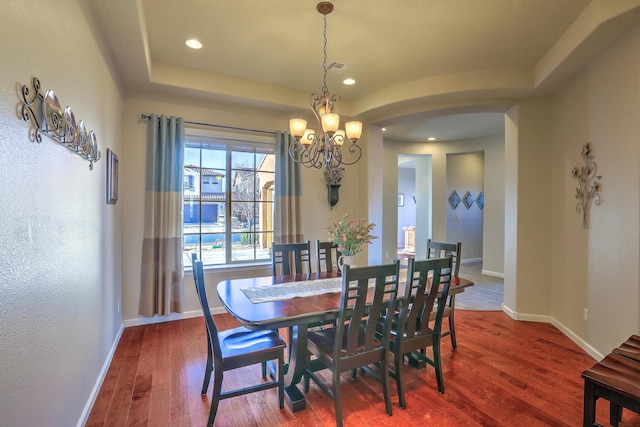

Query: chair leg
<box><xmin>382</xmin><ymin>355</ymin><xmax>393</xmax><ymax>416</ymax></box>
<box><xmin>610</xmin><ymin>402</ymin><xmax>623</xmax><ymax>427</ymax></box>
<box><xmin>261</xmin><ymin>361</ymin><xmax>267</xmax><ymax>379</ymax></box>
<box><xmin>333</xmin><ymin>371</ymin><xmax>343</xmax><ymax>427</ymax></box>
<box><xmin>449</xmin><ymin>296</ymin><xmax>457</xmax><ymax>349</ymax></box>
<box><xmin>278</xmin><ymin>353</ymin><xmax>284</xmax><ymax>409</ymax></box>
<box><xmin>202</xmin><ymin>344</ymin><xmax>213</xmax><ymax>395</ymax></box>
<box><xmin>395</xmin><ymin>351</ymin><xmax>406</xmax><ymax>409</ymax></box>
<box><xmin>303</xmin><ymin>371</ymin><xmax>310</xmax><ymax>393</ymax></box>
<box><xmin>433</xmin><ymin>337</ymin><xmax>445</xmax><ymax>393</ymax></box>
<box><xmin>303</xmin><ymin>352</ymin><xmax>312</xmax><ymax>393</ymax></box>
<box><xmin>207</xmin><ymin>370</ymin><xmax>224</xmax><ymax>427</ymax></box>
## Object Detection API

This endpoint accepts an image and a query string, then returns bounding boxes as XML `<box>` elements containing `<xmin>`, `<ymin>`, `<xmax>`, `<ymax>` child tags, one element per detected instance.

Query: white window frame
<box><xmin>183</xmin><ymin>127</ymin><xmax>275</xmax><ymax>269</ymax></box>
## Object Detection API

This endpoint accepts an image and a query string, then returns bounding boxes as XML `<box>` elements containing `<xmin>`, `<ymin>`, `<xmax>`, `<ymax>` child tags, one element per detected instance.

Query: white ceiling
<box><xmin>89</xmin><ymin>0</ymin><xmax>640</xmax><ymax>142</ymax></box>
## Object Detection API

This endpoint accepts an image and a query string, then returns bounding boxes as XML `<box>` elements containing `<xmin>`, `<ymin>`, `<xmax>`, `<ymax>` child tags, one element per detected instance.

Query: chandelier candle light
<box><xmin>288</xmin><ymin>2</ymin><xmax>363</xmax><ymax>171</ymax></box>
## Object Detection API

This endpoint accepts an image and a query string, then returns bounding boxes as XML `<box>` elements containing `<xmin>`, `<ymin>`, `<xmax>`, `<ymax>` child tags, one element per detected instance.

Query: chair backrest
<box><xmin>271</xmin><ymin>241</ymin><xmax>312</xmax><ymax>275</ymax></box>
<box><xmin>316</xmin><ymin>240</ymin><xmax>342</xmax><ymax>273</ymax></box>
<box><xmin>191</xmin><ymin>253</ymin><xmax>222</xmax><ymax>365</ymax></box>
<box><xmin>397</xmin><ymin>256</ymin><xmax>453</xmax><ymax>344</ymax></box>
<box><xmin>426</xmin><ymin>239</ymin><xmax>461</xmax><ymax>277</ymax></box>
<box><xmin>334</xmin><ymin>262</ymin><xmax>400</xmax><ymax>367</ymax></box>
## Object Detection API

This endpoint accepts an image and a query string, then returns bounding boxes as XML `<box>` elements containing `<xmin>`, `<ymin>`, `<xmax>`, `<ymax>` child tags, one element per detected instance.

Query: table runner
<box><xmin>241</xmin><ymin>277</ymin><xmax>343</xmax><ymax>303</ymax></box>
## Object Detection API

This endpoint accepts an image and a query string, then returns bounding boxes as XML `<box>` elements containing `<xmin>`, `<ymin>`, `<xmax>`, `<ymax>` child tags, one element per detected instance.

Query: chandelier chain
<box><xmin>287</xmin><ymin>2</ymin><xmax>363</xmax><ymax>176</ymax></box>
<box><xmin>322</xmin><ymin>13</ymin><xmax>328</xmax><ymax>96</ymax></box>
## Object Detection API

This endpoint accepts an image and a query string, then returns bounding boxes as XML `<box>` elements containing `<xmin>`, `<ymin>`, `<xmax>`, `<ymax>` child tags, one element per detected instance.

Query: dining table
<box><xmin>216</xmin><ymin>270</ymin><xmax>474</xmax><ymax>412</ymax></box>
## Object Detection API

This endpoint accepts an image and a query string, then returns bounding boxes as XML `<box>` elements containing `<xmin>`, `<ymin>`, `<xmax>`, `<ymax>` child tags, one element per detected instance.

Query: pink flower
<box><xmin>325</xmin><ymin>214</ymin><xmax>378</xmax><ymax>256</ymax></box>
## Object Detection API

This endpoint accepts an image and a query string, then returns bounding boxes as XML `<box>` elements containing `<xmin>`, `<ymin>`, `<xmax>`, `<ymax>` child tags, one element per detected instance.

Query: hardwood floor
<box><xmin>87</xmin><ymin>311</ymin><xmax>640</xmax><ymax>427</ymax></box>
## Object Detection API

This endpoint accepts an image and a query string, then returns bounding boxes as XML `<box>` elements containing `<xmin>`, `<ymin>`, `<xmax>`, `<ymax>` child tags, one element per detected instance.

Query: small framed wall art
<box><xmin>106</xmin><ymin>148</ymin><xmax>119</xmax><ymax>204</ymax></box>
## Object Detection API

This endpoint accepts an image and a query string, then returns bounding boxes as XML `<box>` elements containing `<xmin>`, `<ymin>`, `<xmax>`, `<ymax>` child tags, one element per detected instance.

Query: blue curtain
<box><xmin>274</xmin><ymin>131</ymin><xmax>304</xmax><ymax>243</ymax></box>
<box><xmin>140</xmin><ymin>115</ymin><xmax>185</xmax><ymax>316</ymax></box>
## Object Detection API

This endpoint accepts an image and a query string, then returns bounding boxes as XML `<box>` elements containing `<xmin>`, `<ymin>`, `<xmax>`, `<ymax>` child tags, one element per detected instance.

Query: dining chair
<box><xmin>316</xmin><ymin>240</ymin><xmax>342</xmax><ymax>273</ymax></box>
<box><xmin>191</xmin><ymin>254</ymin><xmax>286</xmax><ymax>427</ymax></box>
<box><xmin>426</xmin><ymin>239</ymin><xmax>461</xmax><ymax>349</ymax></box>
<box><xmin>271</xmin><ymin>241</ymin><xmax>312</xmax><ymax>275</ymax></box>
<box><xmin>303</xmin><ymin>261</ymin><xmax>400</xmax><ymax>426</ymax></box>
<box><xmin>387</xmin><ymin>256</ymin><xmax>453</xmax><ymax>408</ymax></box>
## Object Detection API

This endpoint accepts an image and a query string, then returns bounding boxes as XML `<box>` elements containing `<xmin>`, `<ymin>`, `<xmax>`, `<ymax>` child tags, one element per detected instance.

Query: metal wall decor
<box><xmin>571</xmin><ymin>143</ymin><xmax>602</xmax><ymax>229</ymax></box>
<box><xmin>476</xmin><ymin>192</ymin><xmax>485</xmax><ymax>209</ymax></box>
<box><xmin>462</xmin><ymin>191</ymin><xmax>475</xmax><ymax>209</ymax></box>
<box><xmin>19</xmin><ymin>77</ymin><xmax>101</xmax><ymax>169</ymax></box>
<box><xmin>448</xmin><ymin>190</ymin><xmax>461</xmax><ymax>209</ymax></box>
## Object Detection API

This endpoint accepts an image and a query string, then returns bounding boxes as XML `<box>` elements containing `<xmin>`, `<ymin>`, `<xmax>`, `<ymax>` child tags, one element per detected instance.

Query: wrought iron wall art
<box><xmin>448</xmin><ymin>190</ymin><xmax>461</xmax><ymax>209</ymax></box>
<box><xmin>462</xmin><ymin>191</ymin><xmax>475</xmax><ymax>209</ymax></box>
<box><xmin>571</xmin><ymin>143</ymin><xmax>602</xmax><ymax>229</ymax></box>
<box><xmin>19</xmin><ymin>77</ymin><xmax>101</xmax><ymax>169</ymax></box>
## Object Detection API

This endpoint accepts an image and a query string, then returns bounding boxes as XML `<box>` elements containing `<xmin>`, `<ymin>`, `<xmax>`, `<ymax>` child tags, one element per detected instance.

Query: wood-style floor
<box><xmin>457</xmin><ymin>260</ymin><xmax>504</xmax><ymax>311</ymax></box>
<box><xmin>86</xmin><ymin>310</ymin><xmax>640</xmax><ymax>427</ymax></box>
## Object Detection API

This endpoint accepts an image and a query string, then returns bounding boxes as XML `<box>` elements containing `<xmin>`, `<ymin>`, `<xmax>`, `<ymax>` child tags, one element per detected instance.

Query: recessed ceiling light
<box><xmin>343</xmin><ymin>78</ymin><xmax>356</xmax><ymax>85</ymax></box>
<box><xmin>382</xmin><ymin>128</ymin><xmax>387</xmax><ymax>132</ymax></box>
<box><xmin>428</xmin><ymin>137</ymin><xmax>436</xmax><ymax>141</ymax></box>
<box><xmin>185</xmin><ymin>39</ymin><xmax>202</xmax><ymax>49</ymax></box>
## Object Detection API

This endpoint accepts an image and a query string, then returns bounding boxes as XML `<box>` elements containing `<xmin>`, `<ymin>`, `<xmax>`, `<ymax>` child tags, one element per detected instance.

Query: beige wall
<box><xmin>446</xmin><ymin>152</ymin><xmax>484</xmax><ymax>261</ymax></box>
<box><xmin>2</xmin><ymin>2</ymin><xmax>640</xmax><ymax>425</ymax></box>
<box><xmin>382</xmin><ymin>134</ymin><xmax>505</xmax><ymax>275</ymax></box>
<box><xmin>505</xmin><ymin>26</ymin><xmax>640</xmax><ymax>358</ymax></box>
<box><xmin>0</xmin><ymin>1</ymin><xmax>123</xmax><ymax>425</ymax></box>
<box><xmin>121</xmin><ymin>93</ymin><xmax>368</xmax><ymax>322</ymax></box>
<box><xmin>550</xmin><ymin>26</ymin><xmax>640</xmax><ymax>355</ymax></box>
<box><xmin>504</xmin><ymin>98</ymin><xmax>553</xmax><ymax>319</ymax></box>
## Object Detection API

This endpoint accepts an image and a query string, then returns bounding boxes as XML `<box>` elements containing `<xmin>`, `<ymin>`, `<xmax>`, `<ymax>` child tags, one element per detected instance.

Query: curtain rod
<box><xmin>140</xmin><ymin>114</ymin><xmax>276</xmax><ymax>136</ymax></box>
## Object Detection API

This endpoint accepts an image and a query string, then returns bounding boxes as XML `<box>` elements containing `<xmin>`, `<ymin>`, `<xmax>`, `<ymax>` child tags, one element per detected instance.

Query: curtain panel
<box><xmin>140</xmin><ymin>115</ymin><xmax>185</xmax><ymax>317</ymax></box>
<box><xmin>274</xmin><ymin>131</ymin><xmax>304</xmax><ymax>243</ymax></box>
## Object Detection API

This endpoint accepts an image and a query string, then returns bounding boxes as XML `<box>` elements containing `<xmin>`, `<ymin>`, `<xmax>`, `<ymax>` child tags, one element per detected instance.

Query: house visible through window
<box><xmin>183</xmin><ymin>130</ymin><xmax>275</xmax><ymax>267</ymax></box>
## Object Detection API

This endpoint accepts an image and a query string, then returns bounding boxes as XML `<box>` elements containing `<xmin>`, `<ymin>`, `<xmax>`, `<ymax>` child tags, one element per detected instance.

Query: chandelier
<box><xmin>288</xmin><ymin>2</ymin><xmax>363</xmax><ymax>170</ymax></box>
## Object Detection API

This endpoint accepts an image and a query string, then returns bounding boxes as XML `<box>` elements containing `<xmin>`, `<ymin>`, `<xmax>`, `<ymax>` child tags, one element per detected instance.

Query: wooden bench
<box><xmin>613</xmin><ymin>335</ymin><xmax>640</xmax><ymax>362</ymax></box>
<box><xmin>608</xmin><ymin>335</ymin><xmax>640</xmax><ymax>425</ymax></box>
<box><xmin>582</xmin><ymin>337</ymin><xmax>640</xmax><ymax>426</ymax></box>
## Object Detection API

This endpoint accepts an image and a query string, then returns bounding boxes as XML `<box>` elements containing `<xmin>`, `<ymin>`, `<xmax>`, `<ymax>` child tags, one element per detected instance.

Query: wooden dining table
<box><xmin>216</xmin><ymin>270</ymin><xmax>474</xmax><ymax>412</ymax></box>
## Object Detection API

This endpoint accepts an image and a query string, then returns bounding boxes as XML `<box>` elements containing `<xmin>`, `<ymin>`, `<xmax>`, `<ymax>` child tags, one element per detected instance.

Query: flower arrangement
<box><xmin>326</xmin><ymin>214</ymin><xmax>377</xmax><ymax>256</ymax></box>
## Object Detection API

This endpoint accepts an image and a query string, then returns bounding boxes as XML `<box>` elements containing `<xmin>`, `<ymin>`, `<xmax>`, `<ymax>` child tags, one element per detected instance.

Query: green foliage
<box><xmin>326</xmin><ymin>214</ymin><xmax>377</xmax><ymax>256</ymax></box>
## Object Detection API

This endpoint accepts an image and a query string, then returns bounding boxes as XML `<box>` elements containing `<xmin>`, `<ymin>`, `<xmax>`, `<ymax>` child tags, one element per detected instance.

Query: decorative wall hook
<box><xmin>571</xmin><ymin>143</ymin><xmax>602</xmax><ymax>229</ymax></box>
<box><xmin>19</xmin><ymin>77</ymin><xmax>101</xmax><ymax>170</ymax></box>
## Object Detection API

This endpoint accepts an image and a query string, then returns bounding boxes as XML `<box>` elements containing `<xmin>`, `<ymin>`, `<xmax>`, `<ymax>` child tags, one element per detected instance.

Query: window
<box><xmin>183</xmin><ymin>130</ymin><xmax>275</xmax><ymax>268</ymax></box>
<box><xmin>183</xmin><ymin>175</ymin><xmax>194</xmax><ymax>190</ymax></box>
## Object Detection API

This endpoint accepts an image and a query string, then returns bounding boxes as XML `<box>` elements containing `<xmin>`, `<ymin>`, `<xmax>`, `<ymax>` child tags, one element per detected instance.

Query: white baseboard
<box><xmin>79</xmin><ymin>306</ymin><xmax>227</xmax><ymax>426</ymax></box>
<box><xmin>76</xmin><ymin>322</ymin><xmax>125</xmax><ymax>427</ymax></box>
<box><xmin>551</xmin><ymin>318</ymin><xmax>604</xmax><ymax>361</ymax></box>
<box><xmin>501</xmin><ymin>303</ymin><xmax>517</xmax><ymax>320</ymax></box>
<box><xmin>501</xmin><ymin>303</ymin><xmax>602</xmax><ymax>361</ymax></box>
<box><xmin>459</xmin><ymin>257</ymin><xmax>504</xmax><ymax>278</ymax></box>
<box><xmin>123</xmin><ymin>306</ymin><xmax>225</xmax><ymax>328</ymax></box>
<box><xmin>481</xmin><ymin>269</ymin><xmax>504</xmax><ymax>279</ymax></box>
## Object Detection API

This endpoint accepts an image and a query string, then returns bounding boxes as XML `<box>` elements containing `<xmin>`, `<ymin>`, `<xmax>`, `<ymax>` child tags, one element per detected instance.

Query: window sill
<box><xmin>185</xmin><ymin>261</ymin><xmax>271</xmax><ymax>274</ymax></box>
